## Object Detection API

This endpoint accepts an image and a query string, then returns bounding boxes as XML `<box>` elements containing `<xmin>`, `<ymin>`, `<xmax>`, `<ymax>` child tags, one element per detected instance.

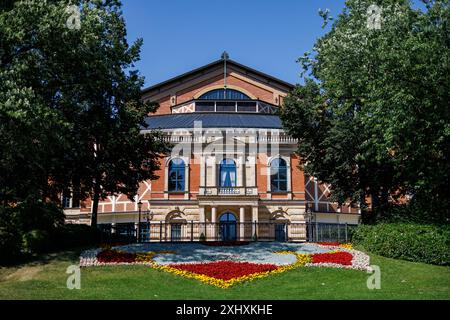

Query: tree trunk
<box><xmin>359</xmin><ymin>194</ymin><xmax>369</xmax><ymax>224</ymax></box>
<box><xmin>91</xmin><ymin>177</ymin><xmax>101</xmax><ymax>230</ymax></box>
<box><xmin>380</xmin><ymin>187</ymin><xmax>389</xmax><ymax>208</ymax></box>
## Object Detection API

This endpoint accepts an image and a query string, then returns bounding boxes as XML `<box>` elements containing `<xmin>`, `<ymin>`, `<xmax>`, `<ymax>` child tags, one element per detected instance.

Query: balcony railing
<box><xmin>160</xmin><ymin>134</ymin><xmax>298</xmax><ymax>144</ymax></box>
<box><xmin>199</xmin><ymin>186</ymin><xmax>258</xmax><ymax>196</ymax></box>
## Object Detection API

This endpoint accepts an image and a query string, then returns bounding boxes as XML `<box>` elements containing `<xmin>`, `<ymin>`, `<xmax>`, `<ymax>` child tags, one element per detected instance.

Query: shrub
<box><xmin>0</xmin><ymin>202</ymin><xmax>96</xmax><ymax>264</ymax></box>
<box><xmin>22</xmin><ymin>229</ymin><xmax>52</xmax><ymax>254</ymax></box>
<box><xmin>51</xmin><ymin>224</ymin><xmax>97</xmax><ymax>250</ymax></box>
<box><xmin>0</xmin><ymin>206</ymin><xmax>23</xmax><ymax>264</ymax></box>
<box><xmin>15</xmin><ymin>200</ymin><xmax>65</xmax><ymax>232</ymax></box>
<box><xmin>374</xmin><ymin>203</ymin><xmax>448</xmax><ymax>225</ymax></box>
<box><xmin>0</xmin><ymin>225</ymin><xmax>23</xmax><ymax>264</ymax></box>
<box><xmin>352</xmin><ymin>223</ymin><xmax>450</xmax><ymax>266</ymax></box>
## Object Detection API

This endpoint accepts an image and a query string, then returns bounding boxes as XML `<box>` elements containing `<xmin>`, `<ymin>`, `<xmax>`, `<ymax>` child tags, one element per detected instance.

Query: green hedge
<box><xmin>352</xmin><ymin>223</ymin><xmax>450</xmax><ymax>266</ymax></box>
<box><xmin>51</xmin><ymin>224</ymin><xmax>97</xmax><ymax>250</ymax></box>
<box><xmin>1</xmin><ymin>203</ymin><xmax>97</xmax><ymax>264</ymax></box>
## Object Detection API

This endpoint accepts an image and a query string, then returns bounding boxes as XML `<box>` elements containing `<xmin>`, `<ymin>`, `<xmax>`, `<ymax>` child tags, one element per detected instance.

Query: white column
<box><xmin>199</xmin><ymin>206</ymin><xmax>206</xmax><ymax>241</ymax></box>
<box><xmin>200</xmin><ymin>155</ymin><xmax>206</xmax><ymax>194</ymax></box>
<box><xmin>211</xmin><ymin>206</ymin><xmax>217</xmax><ymax>240</ymax></box>
<box><xmin>199</xmin><ymin>206</ymin><xmax>205</xmax><ymax>222</ymax></box>
<box><xmin>240</xmin><ymin>207</ymin><xmax>245</xmax><ymax>241</ymax></box>
<box><xmin>238</xmin><ymin>155</ymin><xmax>244</xmax><ymax>187</ymax></box>
<box><xmin>211</xmin><ymin>206</ymin><xmax>217</xmax><ymax>222</ymax></box>
<box><xmin>112</xmin><ymin>196</ymin><xmax>116</xmax><ymax>212</ymax></box>
<box><xmin>252</xmin><ymin>206</ymin><xmax>258</xmax><ymax>238</ymax></box>
<box><xmin>212</xmin><ymin>156</ymin><xmax>217</xmax><ymax>187</ymax></box>
<box><xmin>246</xmin><ymin>156</ymin><xmax>256</xmax><ymax>186</ymax></box>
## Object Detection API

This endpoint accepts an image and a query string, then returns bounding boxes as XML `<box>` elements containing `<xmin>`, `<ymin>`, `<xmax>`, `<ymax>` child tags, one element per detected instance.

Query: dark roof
<box><xmin>143</xmin><ymin>113</ymin><xmax>283</xmax><ymax>130</ymax></box>
<box><xmin>142</xmin><ymin>58</ymin><xmax>294</xmax><ymax>95</ymax></box>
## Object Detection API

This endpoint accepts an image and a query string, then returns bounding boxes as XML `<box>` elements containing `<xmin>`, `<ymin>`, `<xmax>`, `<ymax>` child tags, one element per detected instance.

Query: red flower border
<box><xmin>168</xmin><ymin>261</ymin><xmax>279</xmax><ymax>280</ymax></box>
<box><xmin>97</xmin><ymin>250</ymin><xmax>136</xmax><ymax>263</ymax></box>
<box><xmin>311</xmin><ymin>251</ymin><xmax>353</xmax><ymax>265</ymax></box>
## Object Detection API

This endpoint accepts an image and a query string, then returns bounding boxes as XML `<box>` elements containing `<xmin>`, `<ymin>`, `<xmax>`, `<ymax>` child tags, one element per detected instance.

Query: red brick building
<box><xmin>65</xmin><ymin>55</ymin><xmax>360</xmax><ymax>241</ymax></box>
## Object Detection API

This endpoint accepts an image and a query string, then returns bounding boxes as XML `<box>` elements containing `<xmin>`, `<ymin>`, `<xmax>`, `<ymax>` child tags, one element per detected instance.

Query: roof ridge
<box><xmin>142</xmin><ymin>59</ymin><xmax>294</xmax><ymax>94</ymax></box>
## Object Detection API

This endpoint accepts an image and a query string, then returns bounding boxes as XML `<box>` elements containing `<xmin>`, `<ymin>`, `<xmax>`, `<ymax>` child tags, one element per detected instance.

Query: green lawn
<box><xmin>0</xmin><ymin>247</ymin><xmax>449</xmax><ymax>300</ymax></box>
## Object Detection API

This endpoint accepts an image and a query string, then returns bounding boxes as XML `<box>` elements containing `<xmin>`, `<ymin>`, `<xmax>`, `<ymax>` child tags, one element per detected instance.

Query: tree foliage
<box><xmin>281</xmin><ymin>0</ymin><xmax>449</xmax><ymax>223</ymax></box>
<box><xmin>0</xmin><ymin>0</ymin><xmax>170</xmax><ymax>229</ymax></box>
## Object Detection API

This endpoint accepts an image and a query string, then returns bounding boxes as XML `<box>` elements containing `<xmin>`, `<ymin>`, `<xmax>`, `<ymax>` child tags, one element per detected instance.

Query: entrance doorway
<box><xmin>275</xmin><ymin>224</ymin><xmax>287</xmax><ymax>242</ymax></box>
<box><xmin>219</xmin><ymin>212</ymin><xmax>237</xmax><ymax>241</ymax></box>
<box><xmin>171</xmin><ymin>224</ymin><xmax>182</xmax><ymax>241</ymax></box>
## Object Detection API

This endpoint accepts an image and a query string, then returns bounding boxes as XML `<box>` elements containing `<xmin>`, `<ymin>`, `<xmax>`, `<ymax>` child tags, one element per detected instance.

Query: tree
<box><xmin>0</xmin><ymin>0</ymin><xmax>170</xmax><ymax>229</ymax></box>
<box><xmin>281</xmin><ymin>0</ymin><xmax>449</xmax><ymax>223</ymax></box>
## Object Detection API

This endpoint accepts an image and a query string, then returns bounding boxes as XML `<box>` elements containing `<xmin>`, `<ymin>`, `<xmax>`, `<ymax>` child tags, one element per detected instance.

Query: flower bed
<box><xmin>79</xmin><ymin>242</ymin><xmax>370</xmax><ymax>288</ymax></box>
<box><xmin>317</xmin><ymin>242</ymin><xmax>353</xmax><ymax>249</ymax></box>
<box><xmin>311</xmin><ymin>251</ymin><xmax>353</xmax><ymax>265</ymax></box>
<box><xmin>168</xmin><ymin>261</ymin><xmax>279</xmax><ymax>280</ymax></box>
<box><xmin>152</xmin><ymin>253</ymin><xmax>312</xmax><ymax>288</ymax></box>
<box><xmin>97</xmin><ymin>250</ymin><xmax>137</xmax><ymax>263</ymax></box>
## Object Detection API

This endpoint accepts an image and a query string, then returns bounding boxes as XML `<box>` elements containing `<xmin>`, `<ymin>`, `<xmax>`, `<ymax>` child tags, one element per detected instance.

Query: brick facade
<box><xmin>67</xmin><ymin>58</ymin><xmax>360</xmax><ymax>236</ymax></box>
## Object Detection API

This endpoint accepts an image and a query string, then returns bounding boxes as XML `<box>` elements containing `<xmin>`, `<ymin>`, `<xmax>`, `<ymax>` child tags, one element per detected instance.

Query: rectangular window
<box><xmin>62</xmin><ymin>193</ymin><xmax>71</xmax><ymax>208</ymax></box>
<box><xmin>216</xmin><ymin>102</ymin><xmax>236</xmax><ymax>112</ymax></box>
<box><xmin>195</xmin><ymin>102</ymin><xmax>215</xmax><ymax>112</ymax></box>
<box><xmin>237</xmin><ymin>102</ymin><xmax>257</xmax><ymax>112</ymax></box>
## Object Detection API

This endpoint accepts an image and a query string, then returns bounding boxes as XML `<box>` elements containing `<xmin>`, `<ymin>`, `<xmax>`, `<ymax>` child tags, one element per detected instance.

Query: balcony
<box><xmin>199</xmin><ymin>186</ymin><xmax>258</xmax><ymax>196</ymax></box>
<box><xmin>160</xmin><ymin>133</ymin><xmax>298</xmax><ymax>144</ymax></box>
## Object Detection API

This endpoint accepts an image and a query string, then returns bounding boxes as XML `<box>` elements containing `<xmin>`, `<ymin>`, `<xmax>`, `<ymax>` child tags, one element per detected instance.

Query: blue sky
<box><xmin>122</xmin><ymin>0</ymin><xmax>347</xmax><ymax>87</ymax></box>
<box><xmin>122</xmin><ymin>0</ymin><xmax>427</xmax><ymax>88</ymax></box>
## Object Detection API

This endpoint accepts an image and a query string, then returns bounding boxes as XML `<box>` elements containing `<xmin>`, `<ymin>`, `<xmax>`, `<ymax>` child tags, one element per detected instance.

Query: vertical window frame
<box><xmin>270</xmin><ymin>158</ymin><xmax>288</xmax><ymax>192</ymax></box>
<box><xmin>168</xmin><ymin>158</ymin><xmax>186</xmax><ymax>192</ymax></box>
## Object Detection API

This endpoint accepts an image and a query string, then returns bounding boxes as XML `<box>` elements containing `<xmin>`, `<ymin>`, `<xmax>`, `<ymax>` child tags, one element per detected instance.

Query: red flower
<box><xmin>311</xmin><ymin>252</ymin><xmax>353</xmax><ymax>265</ymax></box>
<box><xmin>97</xmin><ymin>250</ymin><xmax>136</xmax><ymax>263</ymax></box>
<box><xmin>169</xmin><ymin>261</ymin><xmax>280</xmax><ymax>280</ymax></box>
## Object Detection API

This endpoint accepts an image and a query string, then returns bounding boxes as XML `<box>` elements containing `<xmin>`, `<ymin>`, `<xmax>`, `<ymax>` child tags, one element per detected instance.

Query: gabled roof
<box><xmin>142</xmin><ymin>57</ymin><xmax>295</xmax><ymax>95</ymax></box>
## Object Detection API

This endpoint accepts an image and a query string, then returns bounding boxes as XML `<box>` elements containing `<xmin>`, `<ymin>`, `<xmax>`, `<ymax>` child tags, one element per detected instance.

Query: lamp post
<box><xmin>137</xmin><ymin>200</ymin><xmax>143</xmax><ymax>243</ymax></box>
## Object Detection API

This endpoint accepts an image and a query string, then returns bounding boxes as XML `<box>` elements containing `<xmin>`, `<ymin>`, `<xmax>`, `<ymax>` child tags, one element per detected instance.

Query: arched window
<box><xmin>270</xmin><ymin>158</ymin><xmax>288</xmax><ymax>192</ymax></box>
<box><xmin>220</xmin><ymin>212</ymin><xmax>237</xmax><ymax>223</ymax></box>
<box><xmin>168</xmin><ymin>158</ymin><xmax>185</xmax><ymax>192</ymax></box>
<box><xmin>219</xmin><ymin>159</ymin><xmax>237</xmax><ymax>187</ymax></box>
<box><xmin>199</xmin><ymin>89</ymin><xmax>250</xmax><ymax>100</ymax></box>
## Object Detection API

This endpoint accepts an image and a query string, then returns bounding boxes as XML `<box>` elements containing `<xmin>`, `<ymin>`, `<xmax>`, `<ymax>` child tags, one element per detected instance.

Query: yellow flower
<box><xmin>149</xmin><ymin>251</ymin><xmax>314</xmax><ymax>289</ymax></box>
<box><xmin>135</xmin><ymin>252</ymin><xmax>156</xmax><ymax>263</ymax></box>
